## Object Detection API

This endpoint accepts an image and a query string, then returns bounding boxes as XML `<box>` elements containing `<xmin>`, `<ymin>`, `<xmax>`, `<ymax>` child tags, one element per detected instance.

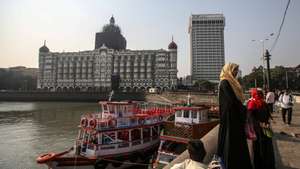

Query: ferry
<box><xmin>36</xmin><ymin>101</ymin><xmax>174</xmax><ymax>169</ymax></box>
<box><xmin>153</xmin><ymin>105</ymin><xmax>219</xmax><ymax>168</ymax></box>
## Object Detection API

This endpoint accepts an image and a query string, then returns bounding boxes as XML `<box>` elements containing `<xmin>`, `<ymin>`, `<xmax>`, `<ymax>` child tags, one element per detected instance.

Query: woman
<box><xmin>217</xmin><ymin>63</ymin><xmax>252</xmax><ymax>169</ymax></box>
<box><xmin>248</xmin><ymin>88</ymin><xmax>275</xmax><ymax>169</ymax></box>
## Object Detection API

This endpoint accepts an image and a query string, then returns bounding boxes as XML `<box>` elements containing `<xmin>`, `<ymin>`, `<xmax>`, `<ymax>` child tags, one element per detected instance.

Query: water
<box><xmin>0</xmin><ymin>102</ymin><xmax>100</xmax><ymax>169</ymax></box>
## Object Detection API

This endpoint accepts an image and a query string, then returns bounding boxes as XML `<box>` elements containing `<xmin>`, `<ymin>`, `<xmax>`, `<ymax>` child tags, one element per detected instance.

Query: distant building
<box><xmin>182</xmin><ymin>75</ymin><xmax>193</xmax><ymax>86</ymax></box>
<box><xmin>38</xmin><ymin>17</ymin><xmax>177</xmax><ymax>92</ymax></box>
<box><xmin>284</xmin><ymin>64</ymin><xmax>300</xmax><ymax>78</ymax></box>
<box><xmin>189</xmin><ymin>14</ymin><xmax>225</xmax><ymax>82</ymax></box>
<box><xmin>8</xmin><ymin>66</ymin><xmax>38</xmax><ymax>78</ymax></box>
<box><xmin>94</xmin><ymin>16</ymin><xmax>126</xmax><ymax>50</ymax></box>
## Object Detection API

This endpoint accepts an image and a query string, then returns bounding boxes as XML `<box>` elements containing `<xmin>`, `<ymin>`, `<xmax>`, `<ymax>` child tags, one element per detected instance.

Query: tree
<box><xmin>242</xmin><ymin>65</ymin><xmax>300</xmax><ymax>91</ymax></box>
<box><xmin>0</xmin><ymin>69</ymin><xmax>37</xmax><ymax>90</ymax></box>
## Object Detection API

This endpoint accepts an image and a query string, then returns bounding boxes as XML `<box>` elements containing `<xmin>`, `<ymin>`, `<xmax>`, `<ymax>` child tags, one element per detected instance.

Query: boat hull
<box><xmin>43</xmin><ymin>143</ymin><xmax>159</xmax><ymax>169</ymax></box>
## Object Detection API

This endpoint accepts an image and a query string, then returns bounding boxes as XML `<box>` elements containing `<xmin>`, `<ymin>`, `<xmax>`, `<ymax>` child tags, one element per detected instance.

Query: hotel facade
<box><xmin>37</xmin><ymin>17</ymin><xmax>177</xmax><ymax>91</ymax></box>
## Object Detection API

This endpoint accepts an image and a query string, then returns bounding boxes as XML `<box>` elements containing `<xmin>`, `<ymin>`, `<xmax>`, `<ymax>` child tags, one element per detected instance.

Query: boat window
<box><xmin>117</xmin><ymin>131</ymin><xmax>129</xmax><ymax>148</ymax></box>
<box><xmin>103</xmin><ymin>104</ymin><xmax>108</xmax><ymax>111</ymax></box>
<box><xmin>90</xmin><ymin>134</ymin><xmax>98</xmax><ymax>145</ymax></box>
<box><xmin>152</xmin><ymin>126</ymin><xmax>159</xmax><ymax>137</ymax></box>
<box><xmin>183</xmin><ymin>110</ymin><xmax>189</xmax><ymax>118</ymax></box>
<box><xmin>131</xmin><ymin>129</ymin><xmax>141</xmax><ymax>141</ymax></box>
<box><xmin>131</xmin><ymin>129</ymin><xmax>141</xmax><ymax>145</ymax></box>
<box><xmin>109</xmin><ymin>105</ymin><xmax>115</xmax><ymax>114</ymax></box>
<box><xmin>117</xmin><ymin>105</ymin><xmax>122</xmax><ymax>116</ymax></box>
<box><xmin>117</xmin><ymin>131</ymin><xmax>129</xmax><ymax>141</ymax></box>
<box><xmin>124</xmin><ymin>106</ymin><xmax>127</xmax><ymax>113</ymax></box>
<box><xmin>176</xmin><ymin>111</ymin><xmax>182</xmax><ymax>117</ymax></box>
<box><xmin>143</xmin><ymin>127</ymin><xmax>151</xmax><ymax>142</ymax></box>
<box><xmin>192</xmin><ymin>112</ymin><xmax>197</xmax><ymax>119</ymax></box>
<box><xmin>102</xmin><ymin>132</ymin><xmax>115</xmax><ymax>145</ymax></box>
<box><xmin>198</xmin><ymin>111</ymin><xmax>202</xmax><ymax>120</ymax></box>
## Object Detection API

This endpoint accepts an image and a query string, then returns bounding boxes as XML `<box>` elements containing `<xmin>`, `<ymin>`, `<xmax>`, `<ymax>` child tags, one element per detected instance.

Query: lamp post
<box><xmin>264</xmin><ymin>49</ymin><xmax>271</xmax><ymax>90</ymax></box>
<box><xmin>251</xmin><ymin>33</ymin><xmax>274</xmax><ymax>90</ymax></box>
<box><xmin>285</xmin><ymin>70</ymin><xmax>289</xmax><ymax>89</ymax></box>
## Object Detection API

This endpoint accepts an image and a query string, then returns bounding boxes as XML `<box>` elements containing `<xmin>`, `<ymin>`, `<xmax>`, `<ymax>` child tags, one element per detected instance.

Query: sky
<box><xmin>0</xmin><ymin>0</ymin><xmax>299</xmax><ymax>77</ymax></box>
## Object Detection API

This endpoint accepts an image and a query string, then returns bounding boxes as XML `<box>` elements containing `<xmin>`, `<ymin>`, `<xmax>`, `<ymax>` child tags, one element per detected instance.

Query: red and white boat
<box><xmin>36</xmin><ymin>101</ymin><xmax>174</xmax><ymax>169</ymax></box>
<box><xmin>153</xmin><ymin>105</ymin><xmax>219</xmax><ymax>168</ymax></box>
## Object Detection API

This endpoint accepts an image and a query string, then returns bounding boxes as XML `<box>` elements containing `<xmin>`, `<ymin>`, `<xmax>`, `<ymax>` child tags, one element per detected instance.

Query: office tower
<box><xmin>189</xmin><ymin>14</ymin><xmax>225</xmax><ymax>82</ymax></box>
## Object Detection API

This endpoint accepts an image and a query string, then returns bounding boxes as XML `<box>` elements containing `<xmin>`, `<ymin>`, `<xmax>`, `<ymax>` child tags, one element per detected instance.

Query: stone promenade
<box><xmin>272</xmin><ymin>102</ymin><xmax>300</xmax><ymax>169</ymax></box>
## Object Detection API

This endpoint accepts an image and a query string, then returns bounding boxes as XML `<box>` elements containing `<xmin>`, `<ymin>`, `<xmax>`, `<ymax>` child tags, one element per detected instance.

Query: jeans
<box><xmin>282</xmin><ymin>108</ymin><xmax>292</xmax><ymax>124</ymax></box>
<box><xmin>267</xmin><ymin>103</ymin><xmax>274</xmax><ymax>114</ymax></box>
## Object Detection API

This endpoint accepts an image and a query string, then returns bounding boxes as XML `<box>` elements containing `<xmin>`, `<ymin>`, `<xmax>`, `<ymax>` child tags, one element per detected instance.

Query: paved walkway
<box><xmin>272</xmin><ymin>103</ymin><xmax>300</xmax><ymax>169</ymax></box>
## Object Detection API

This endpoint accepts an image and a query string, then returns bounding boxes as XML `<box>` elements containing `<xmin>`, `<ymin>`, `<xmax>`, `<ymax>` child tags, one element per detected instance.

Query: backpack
<box><xmin>288</xmin><ymin>95</ymin><xmax>294</xmax><ymax>106</ymax></box>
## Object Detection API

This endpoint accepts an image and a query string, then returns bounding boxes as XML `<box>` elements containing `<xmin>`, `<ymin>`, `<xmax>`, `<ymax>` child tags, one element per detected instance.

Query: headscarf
<box><xmin>220</xmin><ymin>63</ymin><xmax>245</xmax><ymax>102</ymax></box>
<box><xmin>248</xmin><ymin>88</ymin><xmax>264</xmax><ymax>110</ymax></box>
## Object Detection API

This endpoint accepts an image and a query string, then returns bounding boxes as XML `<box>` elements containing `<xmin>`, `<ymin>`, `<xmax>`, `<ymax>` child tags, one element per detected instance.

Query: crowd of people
<box><xmin>171</xmin><ymin>63</ymin><xmax>296</xmax><ymax>169</ymax></box>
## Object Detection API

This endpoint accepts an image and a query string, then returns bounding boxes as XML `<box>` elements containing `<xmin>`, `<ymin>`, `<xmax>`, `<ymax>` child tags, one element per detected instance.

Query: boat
<box><xmin>36</xmin><ymin>101</ymin><xmax>174</xmax><ymax>169</ymax></box>
<box><xmin>153</xmin><ymin>104</ymin><xmax>219</xmax><ymax>168</ymax></box>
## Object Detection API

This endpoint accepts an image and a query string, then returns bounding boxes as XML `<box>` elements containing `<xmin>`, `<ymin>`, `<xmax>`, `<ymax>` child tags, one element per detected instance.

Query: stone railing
<box><xmin>163</xmin><ymin>125</ymin><xmax>219</xmax><ymax>169</ymax></box>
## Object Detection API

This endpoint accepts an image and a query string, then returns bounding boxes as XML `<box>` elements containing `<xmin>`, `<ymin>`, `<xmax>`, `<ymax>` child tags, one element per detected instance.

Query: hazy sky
<box><xmin>0</xmin><ymin>0</ymin><xmax>299</xmax><ymax>77</ymax></box>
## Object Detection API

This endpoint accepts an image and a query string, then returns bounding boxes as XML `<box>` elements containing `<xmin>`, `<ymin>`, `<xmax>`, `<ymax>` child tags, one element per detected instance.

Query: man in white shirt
<box><xmin>279</xmin><ymin>90</ymin><xmax>294</xmax><ymax>125</ymax></box>
<box><xmin>266</xmin><ymin>89</ymin><xmax>275</xmax><ymax>114</ymax></box>
<box><xmin>171</xmin><ymin>140</ymin><xmax>208</xmax><ymax>169</ymax></box>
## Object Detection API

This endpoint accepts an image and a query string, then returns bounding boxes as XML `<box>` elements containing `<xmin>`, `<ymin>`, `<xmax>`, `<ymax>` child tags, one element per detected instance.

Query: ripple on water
<box><xmin>0</xmin><ymin>102</ymin><xmax>99</xmax><ymax>169</ymax></box>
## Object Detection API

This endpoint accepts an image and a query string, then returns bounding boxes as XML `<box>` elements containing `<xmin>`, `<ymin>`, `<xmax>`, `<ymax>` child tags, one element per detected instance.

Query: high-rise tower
<box><xmin>189</xmin><ymin>14</ymin><xmax>225</xmax><ymax>82</ymax></box>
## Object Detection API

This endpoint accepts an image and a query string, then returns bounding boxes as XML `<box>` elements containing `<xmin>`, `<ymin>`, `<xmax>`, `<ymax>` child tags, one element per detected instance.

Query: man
<box><xmin>171</xmin><ymin>140</ymin><xmax>207</xmax><ymax>169</ymax></box>
<box><xmin>279</xmin><ymin>90</ymin><xmax>294</xmax><ymax>126</ymax></box>
<box><xmin>266</xmin><ymin>89</ymin><xmax>275</xmax><ymax>114</ymax></box>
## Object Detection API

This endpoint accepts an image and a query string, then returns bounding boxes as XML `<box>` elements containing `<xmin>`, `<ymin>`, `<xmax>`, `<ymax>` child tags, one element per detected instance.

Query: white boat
<box><xmin>36</xmin><ymin>101</ymin><xmax>174</xmax><ymax>169</ymax></box>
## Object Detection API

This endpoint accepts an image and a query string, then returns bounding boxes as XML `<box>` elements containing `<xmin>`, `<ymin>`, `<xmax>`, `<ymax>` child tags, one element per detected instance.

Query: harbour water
<box><xmin>0</xmin><ymin>102</ymin><xmax>100</xmax><ymax>169</ymax></box>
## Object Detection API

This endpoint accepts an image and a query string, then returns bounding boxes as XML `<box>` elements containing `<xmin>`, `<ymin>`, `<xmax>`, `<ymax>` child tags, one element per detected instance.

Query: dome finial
<box><xmin>39</xmin><ymin>40</ymin><xmax>49</xmax><ymax>52</ymax></box>
<box><xmin>168</xmin><ymin>36</ymin><xmax>177</xmax><ymax>50</ymax></box>
<box><xmin>110</xmin><ymin>15</ymin><xmax>115</xmax><ymax>25</ymax></box>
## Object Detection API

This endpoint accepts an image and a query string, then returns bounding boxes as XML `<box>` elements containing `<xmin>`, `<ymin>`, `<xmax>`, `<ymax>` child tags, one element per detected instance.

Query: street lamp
<box><xmin>251</xmin><ymin>33</ymin><xmax>274</xmax><ymax>90</ymax></box>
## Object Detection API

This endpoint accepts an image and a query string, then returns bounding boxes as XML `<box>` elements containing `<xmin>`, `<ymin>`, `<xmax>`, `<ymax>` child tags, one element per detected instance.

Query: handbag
<box><xmin>262</xmin><ymin>127</ymin><xmax>273</xmax><ymax>138</ymax></box>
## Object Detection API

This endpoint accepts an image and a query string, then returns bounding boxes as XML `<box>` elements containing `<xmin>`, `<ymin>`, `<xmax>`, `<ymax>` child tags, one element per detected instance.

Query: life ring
<box><xmin>36</xmin><ymin>152</ymin><xmax>56</xmax><ymax>163</ymax></box>
<box><xmin>138</xmin><ymin>118</ymin><xmax>145</xmax><ymax>125</ymax></box>
<box><xmin>89</xmin><ymin>119</ymin><xmax>97</xmax><ymax>129</ymax></box>
<box><xmin>80</xmin><ymin>118</ymin><xmax>88</xmax><ymax>128</ymax></box>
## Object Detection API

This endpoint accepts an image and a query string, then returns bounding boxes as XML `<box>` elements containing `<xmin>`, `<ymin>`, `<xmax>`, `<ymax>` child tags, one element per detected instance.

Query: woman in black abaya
<box><xmin>217</xmin><ymin>63</ymin><xmax>253</xmax><ymax>169</ymax></box>
<box><xmin>248</xmin><ymin>88</ymin><xmax>275</xmax><ymax>169</ymax></box>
